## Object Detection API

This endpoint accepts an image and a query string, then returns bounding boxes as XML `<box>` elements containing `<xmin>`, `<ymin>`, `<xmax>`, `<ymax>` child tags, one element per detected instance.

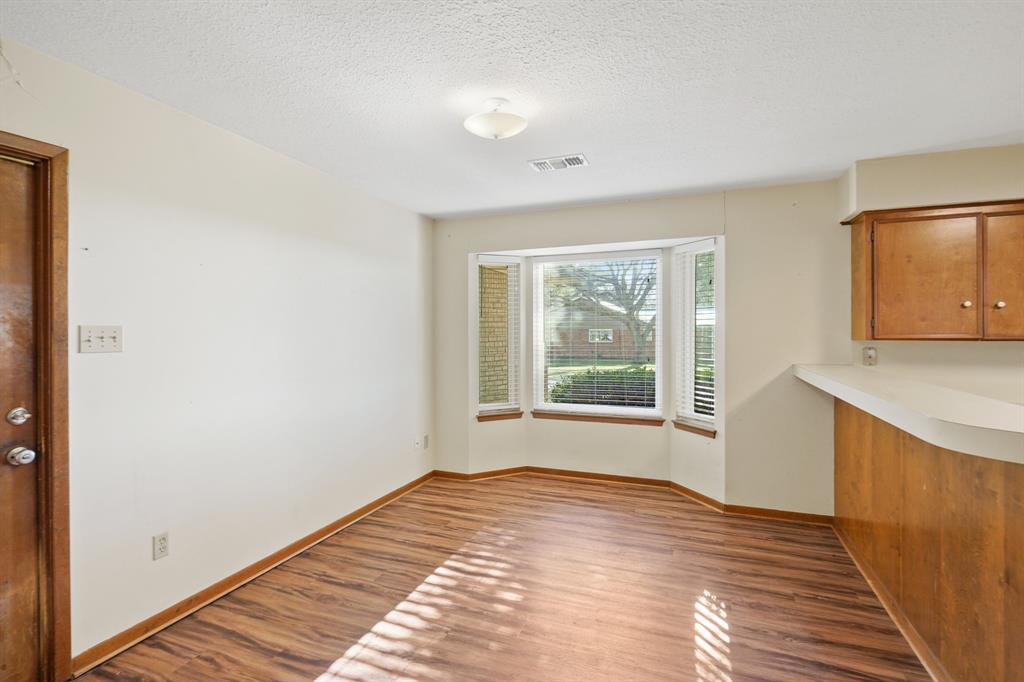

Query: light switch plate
<box><xmin>79</xmin><ymin>325</ymin><xmax>123</xmax><ymax>353</ymax></box>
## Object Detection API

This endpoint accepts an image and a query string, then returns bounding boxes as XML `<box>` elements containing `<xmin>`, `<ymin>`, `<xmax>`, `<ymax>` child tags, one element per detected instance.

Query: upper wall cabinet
<box><xmin>846</xmin><ymin>200</ymin><xmax>1024</xmax><ymax>340</ymax></box>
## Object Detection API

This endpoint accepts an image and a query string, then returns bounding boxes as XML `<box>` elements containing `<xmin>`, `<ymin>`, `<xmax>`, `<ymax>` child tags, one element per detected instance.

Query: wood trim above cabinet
<box><xmin>842</xmin><ymin>199</ymin><xmax>1024</xmax><ymax>225</ymax></box>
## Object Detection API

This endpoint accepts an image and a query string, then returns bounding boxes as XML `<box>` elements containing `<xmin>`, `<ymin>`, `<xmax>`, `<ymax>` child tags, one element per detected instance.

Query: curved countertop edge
<box><xmin>792</xmin><ymin>364</ymin><xmax>1024</xmax><ymax>465</ymax></box>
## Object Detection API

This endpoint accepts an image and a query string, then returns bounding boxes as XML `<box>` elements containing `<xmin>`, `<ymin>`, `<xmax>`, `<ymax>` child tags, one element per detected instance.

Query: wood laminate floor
<box><xmin>82</xmin><ymin>474</ymin><xmax>928</xmax><ymax>681</ymax></box>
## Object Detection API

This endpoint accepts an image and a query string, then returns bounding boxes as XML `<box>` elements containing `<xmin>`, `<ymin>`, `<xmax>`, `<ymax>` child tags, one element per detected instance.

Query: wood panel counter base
<box><xmin>835</xmin><ymin>399</ymin><xmax>1022</xmax><ymax>682</ymax></box>
<box><xmin>531</xmin><ymin>410</ymin><xmax>665</xmax><ymax>426</ymax></box>
<box><xmin>833</xmin><ymin>526</ymin><xmax>953</xmax><ymax>682</ymax></box>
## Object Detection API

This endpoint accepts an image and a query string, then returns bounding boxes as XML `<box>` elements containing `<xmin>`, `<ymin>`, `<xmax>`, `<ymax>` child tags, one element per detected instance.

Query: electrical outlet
<box><xmin>413</xmin><ymin>437</ymin><xmax>422</xmax><ymax>449</ymax></box>
<box><xmin>152</xmin><ymin>532</ymin><xmax>169</xmax><ymax>560</ymax></box>
<box><xmin>862</xmin><ymin>346</ymin><xmax>878</xmax><ymax>366</ymax></box>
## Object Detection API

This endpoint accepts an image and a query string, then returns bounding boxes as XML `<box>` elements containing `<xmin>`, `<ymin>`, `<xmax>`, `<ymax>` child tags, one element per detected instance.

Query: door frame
<box><xmin>0</xmin><ymin>130</ymin><xmax>71</xmax><ymax>681</ymax></box>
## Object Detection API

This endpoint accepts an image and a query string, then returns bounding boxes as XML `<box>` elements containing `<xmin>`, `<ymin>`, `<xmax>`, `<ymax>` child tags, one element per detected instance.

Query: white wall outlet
<box><xmin>862</xmin><ymin>346</ymin><xmax>878</xmax><ymax>366</ymax></box>
<box><xmin>152</xmin><ymin>532</ymin><xmax>169</xmax><ymax>560</ymax></box>
<box><xmin>413</xmin><ymin>437</ymin><xmax>422</xmax><ymax>449</ymax></box>
<box><xmin>79</xmin><ymin>325</ymin><xmax>123</xmax><ymax>353</ymax></box>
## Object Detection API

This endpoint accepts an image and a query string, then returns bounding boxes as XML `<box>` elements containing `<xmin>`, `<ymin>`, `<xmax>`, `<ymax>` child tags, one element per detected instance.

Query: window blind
<box><xmin>674</xmin><ymin>241</ymin><xmax>716</xmax><ymax>421</ymax></box>
<box><xmin>533</xmin><ymin>253</ymin><xmax>660</xmax><ymax>415</ymax></box>
<box><xmin>477</xmin><ymin>259</ymin><xmax>520</xmax><ymax>411</ymax></box>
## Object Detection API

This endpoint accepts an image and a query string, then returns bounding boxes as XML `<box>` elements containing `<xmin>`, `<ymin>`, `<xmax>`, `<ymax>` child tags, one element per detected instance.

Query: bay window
<box><xmin>533</xmin><ymin>251</ymin><xmax>662</xmax><ymax>417</ymax></box>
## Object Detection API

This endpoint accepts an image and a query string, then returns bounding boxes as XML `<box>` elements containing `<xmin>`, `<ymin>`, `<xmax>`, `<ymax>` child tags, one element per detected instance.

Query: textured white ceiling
<box><xmin>2</xmin><ymin>1</ymin><xmax>1022</xmax><ymax>216</ymax></box>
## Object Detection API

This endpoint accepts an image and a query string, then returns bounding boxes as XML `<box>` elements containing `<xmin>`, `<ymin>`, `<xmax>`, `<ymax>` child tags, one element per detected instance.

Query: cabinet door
<box><xmin>984</xmin><ymin>212</ymin><xmax>1024</xmax><ymax>339</ymax></box>
<box><xmin>874</xmin><ymin>216</ymin><xmax>981</xmax><ymax>339</ymax></box>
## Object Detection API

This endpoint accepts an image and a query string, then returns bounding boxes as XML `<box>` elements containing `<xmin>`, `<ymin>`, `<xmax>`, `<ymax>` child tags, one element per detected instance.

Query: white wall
<box><xmin>434</xmin><ymin>180</ymin><xmax>849</xmax><ymax>514</ymax></box>
<box><xmin>0</xmin><ymin>39</ymin><xmax>434</xmax><ymax>655</ymax></box>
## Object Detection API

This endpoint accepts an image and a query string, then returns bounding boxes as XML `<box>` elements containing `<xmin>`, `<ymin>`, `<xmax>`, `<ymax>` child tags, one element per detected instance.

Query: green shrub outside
<box><xmin>549</xmin><ymin>365</ymin><xmax>656</xmax><ymax>408</ymax></box>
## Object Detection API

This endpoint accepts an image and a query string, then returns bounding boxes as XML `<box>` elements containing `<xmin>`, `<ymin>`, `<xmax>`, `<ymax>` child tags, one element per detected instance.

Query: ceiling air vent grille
<box><xmin>529</xmin><ymin>154</ymin><xmax>589</xmax><ymax>173</ymax></box>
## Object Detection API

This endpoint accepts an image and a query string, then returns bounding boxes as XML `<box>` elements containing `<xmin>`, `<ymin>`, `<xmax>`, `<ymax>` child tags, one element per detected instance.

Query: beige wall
<box><xmin>848</xmin><ymin>144</ymin><xmax>1024</xmax><ymax>218</ymax></box>
<box><xmin>724</xmin><ymin>181</ymin><xmax>848</xmax><ymax>512</ymax></box>
<box><xmin>1</xmin><ymin>39</ymin><xmax>434</xmax><ymax>654</ymax></box>
<box><xmin>435</xmin><ymin>180</ymin><xmax>849</xmax><ymax>514</ymax></box>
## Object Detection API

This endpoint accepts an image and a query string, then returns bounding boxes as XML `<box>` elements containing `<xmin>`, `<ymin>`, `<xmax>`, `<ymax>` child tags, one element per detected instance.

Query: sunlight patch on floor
<box><xmin>315</xmin><ymin>527</ymin><xmax>524</xmax><ymax>682</ymax></box>
<box><xmin>694</xmin><ymin>589</ymin><xmax>732</xmax><ymax>682</ymax></box>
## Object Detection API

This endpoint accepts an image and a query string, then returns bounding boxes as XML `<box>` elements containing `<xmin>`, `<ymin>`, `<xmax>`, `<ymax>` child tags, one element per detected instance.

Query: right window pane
<box><xmin>675</xmin><ymin>241</ymin><xmax>717</xmax><ymax>421</ymax></box>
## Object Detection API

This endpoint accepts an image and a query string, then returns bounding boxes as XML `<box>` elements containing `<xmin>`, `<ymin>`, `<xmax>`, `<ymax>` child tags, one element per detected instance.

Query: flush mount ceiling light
<box><xmin>463</xmin><ymin>98</ymin><xmax>528</xmax><ymax>140</ymax></box>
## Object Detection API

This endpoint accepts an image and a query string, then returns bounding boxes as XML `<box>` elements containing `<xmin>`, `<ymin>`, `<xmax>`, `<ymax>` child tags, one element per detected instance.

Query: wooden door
<box><xmin>983</xmin><ymin>212</ymin><xmax>1024</xmax><ymax>339</ymax></box>
<box><xmin>0</xmin><ymin>155</ymin><xmax>41</xmax><ymax>680</ymax></box>
<box><xmin>873</xmin><ymin>215</ymin><xmax>982</xmax><ymax>339</ymax></box>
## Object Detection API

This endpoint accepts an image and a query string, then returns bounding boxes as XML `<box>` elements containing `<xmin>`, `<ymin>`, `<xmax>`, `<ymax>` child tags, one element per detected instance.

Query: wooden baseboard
<box><xmin>434</xmin><ymin>467</ymin><xmax>670</xmax><ymax>488</ymax></box>
<box><xmin>439</xmin><ymin>467</ymin><xmax>832</xmax><ymax>526</ymax></box>
<box><xmin>70</xmin><ymin>470</ymin><xmax>436</xmax><ymax>677</ymax></box>
<box><xmin>723</xmin><ymin>504</ymin><xmax>833</xmax><ymax>525</ymax></box>
<box><xmin>523</xmin><ymin>466</ymin><xmax>670</xmax><ymax>487</ymax></box>
<box><xmin>72</xmin><ymin>466</ymin><xmax>834</xmax><ymax>677</ymax></box>
<box><xmin>668</xmin><ymin>481</ymin><xmax>726</xmax><ymax>512</ymax></box>
<box><xmin>833</xmin><ymin>527</ymin><xmax>950</xmax><ymax>682</ymax></box>
<box><xmin>432</xmin><ymin>466</ymin><xmax>531</xmax><ymax>481</ymax></box>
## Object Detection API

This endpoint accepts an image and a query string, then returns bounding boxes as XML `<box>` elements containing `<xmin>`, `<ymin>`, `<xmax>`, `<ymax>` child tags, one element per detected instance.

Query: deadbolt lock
<box><xmin>6</xmin><ymin>447</ymin><xmax>37</xmax><ymax>466</ymax></box>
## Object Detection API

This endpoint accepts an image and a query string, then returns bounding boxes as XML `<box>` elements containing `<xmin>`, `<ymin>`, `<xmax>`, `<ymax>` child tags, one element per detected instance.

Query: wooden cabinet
<box><xmin>848</xmin><ymin>200</ymin><xmax>1024</xmax><ymax>340</ymax></box>
<box><xmin>985</xmin><ymin>213</ymin><xmax>1024</xmax><ymax>338</ymax></box>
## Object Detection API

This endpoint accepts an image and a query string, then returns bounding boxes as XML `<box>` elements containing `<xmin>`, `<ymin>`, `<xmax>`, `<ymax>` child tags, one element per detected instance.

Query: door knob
<box><xmin>6</xmin><ymin>407</ymin><xmax>32</xmax><ymax>425</ymax></box>
<box><xmin>960</xmin><ymin>300</ymin><xmax>973</xmax><ymax>308</ymax></box>
<box><xmin>994</xmin><ymin>300</ymin><xmax>1007</xmax><ymax>309</ymax></box>
<box><xmin>6</xmin><ymin>447</ymin><xmax>37</xmax><ymax>466</ymax></box>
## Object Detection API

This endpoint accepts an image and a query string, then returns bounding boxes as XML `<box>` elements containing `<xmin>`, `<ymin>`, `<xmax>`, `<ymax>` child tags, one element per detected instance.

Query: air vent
<box><xmin>529</xmin><ymin>154</ymin><xmax>589</xmax><ymax>173</ymax></box>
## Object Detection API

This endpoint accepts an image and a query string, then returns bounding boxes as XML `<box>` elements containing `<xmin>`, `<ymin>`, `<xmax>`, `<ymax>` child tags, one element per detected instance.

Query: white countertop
<box><xmin>793</xmin><ymin>364</ymin><xmax>1024</xmax><ymax>464</ymax></box>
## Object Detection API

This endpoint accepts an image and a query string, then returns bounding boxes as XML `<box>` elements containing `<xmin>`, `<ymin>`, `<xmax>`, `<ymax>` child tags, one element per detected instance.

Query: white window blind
<box><xmin>674</xmin><ymin>239</ymin><xmax>717</xmax><ymax>421</ymax></box>
<box><xmin>477</xmin><ymin>257</ymin><xmax>521</xmax><ymax>412</ymax></box>
<box><xmin>533</xmin><ymin>251</ymin><xmax>661</xmax><ymax>416</ymax></box>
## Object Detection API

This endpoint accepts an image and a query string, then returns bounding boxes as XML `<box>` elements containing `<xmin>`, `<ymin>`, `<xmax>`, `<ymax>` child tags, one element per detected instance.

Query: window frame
<box><xmin>532</xmin><ymin>249</ymin><xmax>664</xmax><ymax>419</ymax></box>
<box><xmin>672</xmin><ymin>238</ymin><xmax>720</xmax><ymax>427</ymax></box>
<box><xmin>473</xmin><ymin>254</ymin><xmax>524</xmax><ymax>416</ymax></box>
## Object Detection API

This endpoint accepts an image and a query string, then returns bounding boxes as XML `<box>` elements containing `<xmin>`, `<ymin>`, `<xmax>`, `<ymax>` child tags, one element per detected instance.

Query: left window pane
<box><xmin>478</xmin><ymin>261</ymin><xmax>520</xmax><ymax>410</ymax></box>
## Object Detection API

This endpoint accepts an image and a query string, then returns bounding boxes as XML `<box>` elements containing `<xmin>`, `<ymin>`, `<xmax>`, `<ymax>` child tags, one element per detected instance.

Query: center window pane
<box><xmin>539</xmin><ymin>256</ymin><xmax>658</xmax><ymax>410</ymax></box>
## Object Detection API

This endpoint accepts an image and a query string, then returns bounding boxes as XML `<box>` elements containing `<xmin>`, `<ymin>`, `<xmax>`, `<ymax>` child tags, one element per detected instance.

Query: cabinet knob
<box><xmin>994</xmin><ymin>300</ymin><xmax>1007</xmax><ymax>309</ymax></box>
<box><xmin>960</xmin><ymin>300</ymin><xmax>973</xmax><ymax>309</ymax></box>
